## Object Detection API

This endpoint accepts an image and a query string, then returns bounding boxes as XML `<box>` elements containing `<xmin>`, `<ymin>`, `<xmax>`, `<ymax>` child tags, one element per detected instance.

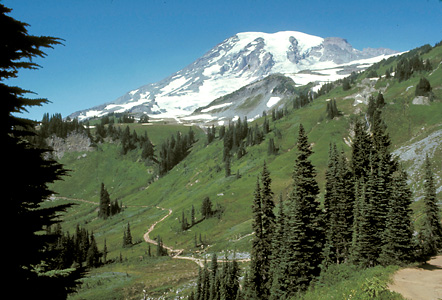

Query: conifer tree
<box><xmin>351</xmin><ymin>119</ymin><xmax>372</xmax><ymax>180</ymax></box>
<box><xmin>272</xmin><ymin>124</ymin><xmax>324</xmax><ymax>295</ymax></box>
<box><xmin>2</xmin><ymin>4</ymin><xmax>83</xmax><ymax>298</ymax></box>
<box><xmin>269</xmin><ymin>195</ymin><xmax>286</xmax><ymax>299</ymax></box>
<box><xmin>249</xmin><ymin>178</ymin><xmax>265</xmax><ymax>299</ymax></box>
<box><xmin>323</xmin><ymin>144</ymin><xmax>355</xmax><ymax>265</ymax></box>
<box><xmin>350</xmin><ymin>176</ymin><xmax>378</xmax><ymax>267</ymax></box>
<box><xmin>379</xmin><ymin>167</ymin><xmax>415</xmax><ymax>265</ymax></box>
<box><xmin>99</xmin><ymin>183</ymin><xmax>111</xmax><ymax>219</ymax></box>
<box><xmin>249</xmin><ymin>163</ymin><xmax>276</xmax><ymax>299</ymax></box>
<box><xmin>417</xmin><ymin>155</ymin><xmax>442</xmax><ymax>262</ymax></box>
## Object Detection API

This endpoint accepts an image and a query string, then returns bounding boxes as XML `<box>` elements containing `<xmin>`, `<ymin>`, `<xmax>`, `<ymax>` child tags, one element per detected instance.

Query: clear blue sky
<box><xmin>3</xmin><ymin>0</ymin><xmax>442</xmax><ymax>121</ymax></box>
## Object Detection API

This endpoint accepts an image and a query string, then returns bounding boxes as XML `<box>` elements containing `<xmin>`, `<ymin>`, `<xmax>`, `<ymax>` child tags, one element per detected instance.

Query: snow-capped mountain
<box><xmin>69</xmin><ymin>31</ymin><xmax>398</xmax><ymax>122</ymax></box>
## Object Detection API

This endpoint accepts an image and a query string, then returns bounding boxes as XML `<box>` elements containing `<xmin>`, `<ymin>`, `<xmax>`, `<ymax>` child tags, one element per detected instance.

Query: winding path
<box><xmin>55</xmin><ymin>197</ymin><xmax>249</xmax><ymax>268</ymax></box>
<box><xmin>388</xmin><ymin>255</ymin><xmax>442</xmax><ymax>300</ymax></box>
<box><xmin>142</xmin><ymin>205</ymin><xmax>251</xmax><ymax>267</ymax></box>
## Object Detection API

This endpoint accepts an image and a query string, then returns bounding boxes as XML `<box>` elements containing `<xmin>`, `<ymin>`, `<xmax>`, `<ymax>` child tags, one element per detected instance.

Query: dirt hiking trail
<box><xmin>388</xmin><ymin>255</ymin><xmax>442</xmax><ymax>300</ymax></box>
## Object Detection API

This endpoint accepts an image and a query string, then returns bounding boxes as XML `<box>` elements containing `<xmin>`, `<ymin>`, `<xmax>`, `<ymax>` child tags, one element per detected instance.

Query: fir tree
<box><xmin>351</xmin><ymin>119</ymin><xmax>372</xmax><ymax>180</ymax></box>
<box><xmin>351</xmin><ymin>164</ymin><xmax>380</xmax><ymax>267</ymax></box>
<box><xmin>123</xmin><ymin>222</ymin><xmax>133</xmax><ymax>247</ymax></box>
<box><xmin>2</xmin><ymin>4</ymin><xmax>83</xmax><ymax>298</ymax></box>
<box><xmin>269</xmin><ymin>194</ymin><xmax>286</xmax><ymax>299</ymax></box>
<box><xmin>249</xmin><ymin>163</ymin><xmax>276</xmax><ymax>299</ymax></box>
<box><xmin>379</xmin><ymin>167</ymin><xmax>415</xmax><ymax>265</ymax></box>
<box><xmin>323</xmin><ymin>144</ymin><xmax>355</xmax><ymax>265</ymax></box>
<box><xmin>272</xmin><ymin>124</ymin><xmax>324</xmax><ymax>295</ymax></box>
<box><xmin>417</xmin><ymin>155</ymin><xmax>442</xmax><ymax>262</ymax></box>
<box><xmin>99</xmin><ymin>183</ymin><xmax>111</xmax><ymax>219</ymax></box>
<box><xmin>249</xmin><ymin>178</ymin><xmax>265</xmax><ymax>299</ymax></box>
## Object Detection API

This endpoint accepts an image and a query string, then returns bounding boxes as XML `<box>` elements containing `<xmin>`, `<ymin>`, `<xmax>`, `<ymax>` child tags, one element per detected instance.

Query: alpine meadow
<box><xmin>4</xmin><ymin>2</ymin><xmax>442</xmax><ymax>300</ymax></box>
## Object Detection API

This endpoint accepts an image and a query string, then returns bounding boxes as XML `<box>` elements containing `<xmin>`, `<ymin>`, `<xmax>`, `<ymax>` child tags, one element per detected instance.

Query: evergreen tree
<box><xmin>249</xmin><ymin>178</ymin><xmax>265</xmax><ymax>299</ymax></box>
<box><xmin>272</xmin><ymin>124</ymin><xmax>324</xmax><ymax>295</ymax></box>
<box><xmin>415</xmin><ymin>77</ymin><xmax>432</xmax><ymax>97</ymax></box>
<box><xmin>379</xmin><ymin>167</ymin><xmax>415</xmax><ymax>265</ymax></box>
<box><xmin>202</xmin><ymin>197</ymin><xmax>213</xmax><ymax>219</ymax></box>
<box><xmin>86</xmin><ymin>234</ymin><xmax>101</xmax><ymax>268</ymax></box>
<box><xmin>269</xmin><ymin>195</ymin><xmax>286</xmax><ymax>299</ymax></box>
<box><xmin>220</xmin><ymin>258</ymin><xmax>240</xmax><ymax>300</ymax></box>
<box><xmin>249</xmin><ymin>163</ymin><xmax>275</xmax><ymax>299</ymax></box>
<box><xmin>267</xmin><ymin>138</ymin><xmax>277</xmax><ymax>155</ymax></box>
<box><xmin>2</xmin><ymin>4</ymin><xmax>83</xmax><ymax>298</ymax></box>
<box><xmin>123</xmin><ymin>222</ymin><xmax>133</xmax><ymax>247</ymax></box>
<box><xmin>351</xmin><ymin>119</ymin><xmax>372</xmax><ymax>180</ymax></box>
<box><xmin>225</xmin><ymin>153</ymin><xmax>231</xmax><ymax>177</ymax></box>
<box><xmin>350</xmin><ymin>176</ymin><xmax>378</xmax><ymax>267</ymax></box>
<box><xmin>417</xmin><ymin>155</ymin><xmax>442</xmax><ymax>262</ymax></box>
<box><xmin>99</xmin><ymin>183</ymin><xmax>111</xmax><ymax>219</ymax></box>
<box><xmin>323</xmin><ymin>144</ymin><xmax>355</xmax><ymax>265</ymax></box>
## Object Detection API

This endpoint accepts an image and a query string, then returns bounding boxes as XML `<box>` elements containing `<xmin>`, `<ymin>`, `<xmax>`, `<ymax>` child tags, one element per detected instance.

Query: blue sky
<box><xmin>3</xmin><ymin>0</ymin><xmax>442</xmax><ymax>120</ymax></box>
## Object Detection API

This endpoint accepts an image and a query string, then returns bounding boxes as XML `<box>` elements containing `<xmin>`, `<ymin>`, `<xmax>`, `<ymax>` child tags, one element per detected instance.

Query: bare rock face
<box><xmin>45</xmin><ymin>132</ymin><xmax>94</xmax><ymax>159</ymax></box>
<box><xmin>412</xmin><ymin>96</ymin><xmax>430</xmax><ymax>105</ymax></box>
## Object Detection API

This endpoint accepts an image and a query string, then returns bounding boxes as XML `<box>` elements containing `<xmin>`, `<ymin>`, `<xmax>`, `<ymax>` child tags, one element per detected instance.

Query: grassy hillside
<box><xmin>48</xmin><ymin>42</ymin><xmax>442</xmax><ymax>299</ymax></box>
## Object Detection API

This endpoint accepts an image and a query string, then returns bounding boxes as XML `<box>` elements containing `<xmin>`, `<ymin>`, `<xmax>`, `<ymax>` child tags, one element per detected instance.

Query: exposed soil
<box><xmin>388</xmin><ymin>255</ymin><xmax>442</xmax><ymax>300</ymax></box>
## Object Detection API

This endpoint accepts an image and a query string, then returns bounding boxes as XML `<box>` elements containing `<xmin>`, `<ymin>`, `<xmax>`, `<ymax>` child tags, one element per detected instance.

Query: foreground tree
<box><xmin>323</xmin><ymin>144</ymin><xmax>355</xmax><ymax>266</ymax></box>
<box><xmin>379</xmin><ymin>167</ymin><xmax>415</xmax><ymax>265</ymax></box>
<box><xmin>417</xmin><ymin>155</ymin><xmax>442</xmax><ymax>262</ymax></box>
<box><xmin>2</xmin><ymin>4</ymin><xmax>83</xmax><ymax>298</ymax></box>
<box><xmin>271</xmin><ymin>124</ymin><xmax>324</xmax><ymax>297</ymax></box>
<box><xmin>248</xmin><ymin>163</ymin><xmax>275</xmax><ymax>299</ymax></box>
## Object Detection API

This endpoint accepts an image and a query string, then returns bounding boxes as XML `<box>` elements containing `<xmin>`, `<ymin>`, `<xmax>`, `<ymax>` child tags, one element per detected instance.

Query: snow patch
<box><xmin>201</xmin><ymin>102</ymin><xmax>233</xmax><ymax>113</ymax></box>
<box><xmin>267</xmin><ymin>97</ymin><xmax>281</xmax><ymax>108</ymax></box>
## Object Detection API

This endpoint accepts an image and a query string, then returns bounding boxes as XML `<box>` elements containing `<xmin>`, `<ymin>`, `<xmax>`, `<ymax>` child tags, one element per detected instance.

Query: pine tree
<box><xmin>417</xmin><ymin>155</ymin><xmax>442</xmax><ymax>262</ymax></box>
<box><xmin>99</xmin><ymin>183</ymin><xmax>111</xmax><ymax>219</ymax></box>
<box><xmin>2</xmin><ymin>4</ymin><xmax>83</xmax><ymax>298</ymax></box>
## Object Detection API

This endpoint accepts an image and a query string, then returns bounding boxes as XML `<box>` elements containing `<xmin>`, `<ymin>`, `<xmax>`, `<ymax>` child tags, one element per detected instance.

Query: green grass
<box><xmin>303</xmin><ymin>264</ymin><xmax>403</xmax><ymax>300</ymax></box>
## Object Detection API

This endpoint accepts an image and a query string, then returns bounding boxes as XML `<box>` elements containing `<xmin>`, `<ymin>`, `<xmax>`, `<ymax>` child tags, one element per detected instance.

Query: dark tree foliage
<box><xmin>122</xmin><ymin>222</ymin><xmax>133</xmax><ymax>248</ymax></box>
<box><xmin>2</xmin><ymin>4</ymin><xmax>83</xmax><ymax>298</ymax></box>
<box><xmin>379</xmin><ymin>167</ymin><xmax>415</xmax><ymax>266</ymax></box>
<box><xmin>98</xmin><ymin>183</ymin><xmax>121</xmax><ymax>219</ymax></box>
<box><xmin>248</xmin><ymin>163</ymin><xmax>275</xmax><ymax>299</ymax></box>
<box><xmin>342</xmin><ymin>77</ymin><xmax>351</xmax><ymax>91</ymax></box>
<box><xmin>193</xmin><ymin>255</ymin><xmax>241</xmax><ymax>300</ymax></box>
<box><xmin>395</xmin><ymin>54</ymin><xmax>429</xmax><ymax>82</ymax></box>
<box><xmin>417</xmin><ymin>155</ymin><xmax>442</xmax><ymax>262</ymax></box>
<box><xmin>323</xmin><ymin>144</ymin><xmax>355</xmax><ymax>266</ymax></box>
<box><xmin>326</xmin><ymin>99</ymin><xmax>341</xmax><ymax>119</ymax></box>
<box><xmin>271</xmin><ymin>124</ymin><xmax>324</xmax><ymax>296</ymax></box>
<box><xmin>158</xmin><ymin>128</ymin><xmax>196</xmax><ymax>176</ymax></box>
<box><xmin>48</xmin><ymin>224</ymin><xmax>103</xmax><ymax>269</ymax></box>
<box><xmin>415</xmin><ymin>77</ymin><xmax>432</xmax><ymax>97</ymax></box>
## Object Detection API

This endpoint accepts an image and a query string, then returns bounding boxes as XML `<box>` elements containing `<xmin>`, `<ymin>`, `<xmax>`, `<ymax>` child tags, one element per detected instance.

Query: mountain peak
<box><xmin>70</xmin><ymin>30</ymin><xmax>398</xmax><ymax>122</ymax></box>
